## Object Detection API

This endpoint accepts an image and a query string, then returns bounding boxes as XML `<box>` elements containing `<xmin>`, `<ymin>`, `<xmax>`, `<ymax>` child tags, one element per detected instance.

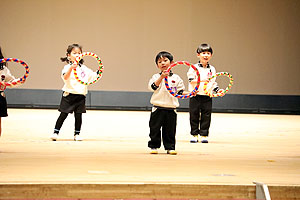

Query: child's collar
<box><xmin>159</xmin><ymin>70</ymin><xmax>173</xmax><ymax>76</ymax></box>
<box><xmin>198</xmin><ymin>62</ymin><xmax>210</xmax><ymax>68</ymax></box>
<box><xmin>69</xmin><ymin>61</ymin><xmax>81</xmax><ymax>67</ymax></box>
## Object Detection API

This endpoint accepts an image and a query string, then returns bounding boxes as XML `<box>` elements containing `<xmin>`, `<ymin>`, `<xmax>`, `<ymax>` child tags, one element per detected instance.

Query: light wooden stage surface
<box><xmin>0</xmin><ymin>109</ymin><xmax>299</xmax><ymax>199</ymax></box>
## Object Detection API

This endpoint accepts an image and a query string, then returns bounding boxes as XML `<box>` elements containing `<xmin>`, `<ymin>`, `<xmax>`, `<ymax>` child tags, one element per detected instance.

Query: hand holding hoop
<box><xmin>73</xmin><ymin>52</ymin><xmax>104</xmax><ymax>85</ymax></box>
<box><xmin>217</xmin><ymin>89</ymin><xmax>225</xmax><ymax>97</ymax></box>
<box><xmin>0</xmin><ymin>58</ymin><xmax>30</xmax><ymax>87</ymax></box>
<box><xmin>203</xmin><ymin>72</ymin><xmax>234</xmax><ymax>97</ymax></box>
<box><xmin>164</xmin><ymin>61</ymin><xmax>200</xmax><ymax>99</ymax></box>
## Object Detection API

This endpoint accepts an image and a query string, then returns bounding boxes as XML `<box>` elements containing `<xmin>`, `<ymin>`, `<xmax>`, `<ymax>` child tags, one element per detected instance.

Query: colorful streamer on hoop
<box><xmin>0</xmin><ymin>58</ymin><xmax>30</xmax><ymax>87</ymax></box>
<box><xmin>164</xmin><ymin>61</ymin><xmax>200</xmax><ymax>99</ymax></box>
<box><xmin>203</xmin><ymin>72</ymin><xmax>234</xmax><ymax>97</ymax></box>
<box><xmin>73</xmin><ymin>52</ymin><xmax>104</xmax><ymax>85</ymax></box>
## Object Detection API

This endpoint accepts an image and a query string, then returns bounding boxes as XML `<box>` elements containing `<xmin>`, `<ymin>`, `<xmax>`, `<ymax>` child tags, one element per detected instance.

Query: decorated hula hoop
<box><xmin>164</xmin><ymin>61</ymin><xmax>200</xmax><ymax>99</ymax></box>
<box><xmin>0</xmin><ymin>58</ymin><xmax>30</xmax><ymax>87</ymax></box>
<box><xmin>203</xmin><ymin>72</ymin><xmax>234</xmax><ymax>97</ymax></box>
<box><xmin>73</xmin><ymin>52</ymin><xmax>104</xmax><ymax>85</ymax></box>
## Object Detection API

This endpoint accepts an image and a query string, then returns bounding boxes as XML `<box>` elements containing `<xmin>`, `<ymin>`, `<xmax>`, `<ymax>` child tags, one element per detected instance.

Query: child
<box><xmin>148</xmin><ymin>51</ymin><xmax>185</xmax><ymax>155</ymax></box>
<box><xmin>187</xmin><ymin>43</ymin><xmax>223</xmax><ymax>143</ymax></box>
<box><xmin>51</xmin><ymin>44</ymin><xmax>99</xmax><ymax>141</ymax></box>
<box><xmin>0</xmin><ymin>46</ymin><xmax>20</xmax><ymax>137</ymax></box>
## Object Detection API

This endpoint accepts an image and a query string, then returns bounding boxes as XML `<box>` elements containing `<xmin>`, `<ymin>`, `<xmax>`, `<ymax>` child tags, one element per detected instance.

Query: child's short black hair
<box><xmin>155</xmin><ymin>51</ymin><xmax>173</xmax><ymax>64</ymax></box>
<box><xmin>196</xmin><ymin>43</ymin><xmax>213</xmax><ymax>55</ymax></box>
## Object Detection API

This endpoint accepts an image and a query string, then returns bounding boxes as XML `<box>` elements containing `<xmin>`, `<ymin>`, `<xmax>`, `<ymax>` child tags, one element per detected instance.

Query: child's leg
<box><xmin>148</xmin><ymin>108</ymin><xmax>163</xmax><ymax>149</ymax></box>
<box><xmin>199</xmin><ymin>96</ymin><xmax>212</xmax><ymax>136</ymax></box>
<box><xmin>74</xmin><ymin>113</ymin><xmax>82</xmax><ymax>135</ymax></box>
<box><xmin>0</xmin><ymin>93</ymin><xmax>8</xmax><ymax>137</ymax></box>
<box><xmin>162</xmin><ymin>110</ymin><xmax>177</xmax><ymax>150</ymax></box>
<box><xmin>189</xmin><ymin>96</ymin><xmax>200</xmax><ymax>135</ymax></box>
<box><xmin>54</xmin><ymin>112</ymin><xmax>68</xmax><ymax>134</ymax></box>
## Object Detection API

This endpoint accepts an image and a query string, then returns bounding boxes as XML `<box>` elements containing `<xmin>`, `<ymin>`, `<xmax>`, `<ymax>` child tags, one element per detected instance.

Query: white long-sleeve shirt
<box><xmin>61</xmin><ymin>64</ymin><xmax>98</xmax><ymax>95</ymax></box>
<box><xmin>148</xmin><ymin>73</ymin><xmax>185</xmax><ymax>108</ymax></box>
<box><xmin>187</xmin><ymin>63</ymin><xmax>218</xmax><ymax>96</ymax></box>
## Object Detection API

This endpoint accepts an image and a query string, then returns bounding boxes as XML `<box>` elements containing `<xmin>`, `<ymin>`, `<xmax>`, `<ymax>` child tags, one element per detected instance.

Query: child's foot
<box><xmin>167</xmin><ymin>150</ymin><xmax>177</xmax><ymax>155</ymax></box>
<box><xmin>201</xmin><ymin>136</ymin><xmax>208</xmax><ymax>143</ymax></box>
<box><xmin>74</xmin><ymin>135</ymin><xmax>82</xmax><ymax>141</ymax></box>
<box><xmin>150</xmin><ymin>148</ymin><xmax>158</xmax><ymax>154</ymax></box>
<box><xmin>51</xmin><ymin>133</ymin><xmax>58</xmax><ymax>141</ymax></box>
<box><xmin>190</xmin><ymin>135</ymin><xmax>199</xmax><ymax>143</ymax></box>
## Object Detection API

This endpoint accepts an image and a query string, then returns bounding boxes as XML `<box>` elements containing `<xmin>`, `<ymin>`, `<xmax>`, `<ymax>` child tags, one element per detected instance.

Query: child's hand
<box><xmin>191</xmin><ymin>91</ymin><xmax>197</xmax><ymax>96</ymax></box>
<box><xmin>0</xmin><ymin>83</ymin><xmax>6</xmax><ymax>91</ymax></box>
<box><xmin>161</xmin><ymin>70</ymin><xmax>169</xmax><ymax>78</ymax></box>
<box><xmin>154</xmin><ymin>70</ymin><xmax>170</xmax><ymax>88</ymax></box>
<box><xmin>70</xmin><ymin>62</ymin><xmax>78</xmax><ymax>69</ymax></box>
<box><xmin>217</xmin><ymin>89</ymin><xmax>225</xmax><ymax>97</ymax></box>
<box><xmin>182</xmin><ymin>91</ymin><xmax>197</xmax><ymax>96</ymax></box>
<box><xmin>96</xmin><ymin>70</ymin><xmax>102</xmax><ymax>75</ymax></box>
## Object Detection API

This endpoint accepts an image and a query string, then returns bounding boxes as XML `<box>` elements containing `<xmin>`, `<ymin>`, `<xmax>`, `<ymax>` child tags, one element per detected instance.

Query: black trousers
<box><xmin>189</xmin><ymin>95</ymin><xmax>212</xmax><ymax>137</ymax></box>
<box><xmin>148</xmin><ymin>108</ymin><xmax>177</xmax><ymax>150</ymax></box>
<box><xmin>54</xmin><ymin>112</ymin><xmax>82</xmax><ymax>134</ymax></box>
<box><xmin>0</xmin><ymin>93</ymin><xmax>8</xmax><ymax>117</ymax></box>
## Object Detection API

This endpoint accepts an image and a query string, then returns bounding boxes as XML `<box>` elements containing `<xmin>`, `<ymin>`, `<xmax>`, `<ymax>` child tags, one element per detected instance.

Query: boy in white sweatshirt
<box><xmin>148</xmin><ymin>51</ymin><xmax>185</xmax><ymax>155</ymax></box>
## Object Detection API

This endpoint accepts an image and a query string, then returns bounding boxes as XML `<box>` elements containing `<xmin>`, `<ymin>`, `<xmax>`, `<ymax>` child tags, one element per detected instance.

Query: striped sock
<box><xmin>54</xmin><ymin>129</ymin><xmax>60</xmax><ymax>134</ymax></box>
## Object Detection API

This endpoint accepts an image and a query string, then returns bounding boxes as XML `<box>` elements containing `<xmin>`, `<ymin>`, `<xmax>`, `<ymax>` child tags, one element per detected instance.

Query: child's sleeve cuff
<box><xmin>151</xmin><ymin>82</ymin><xmax>159</xmax><ymax>90</ymax></box>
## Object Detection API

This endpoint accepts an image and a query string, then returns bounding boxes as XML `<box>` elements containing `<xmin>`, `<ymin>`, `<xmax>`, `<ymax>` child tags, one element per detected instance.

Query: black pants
<box><xmin>0</xmin><ymin>93</ymin><xmax>8</xmax><ymax>117</ymax></box>
<box><xmin>148</xmin><ymin>108</ymin><xmax>177</xmax><ymax>150</ymax></box>
<box><xmin>54</xmin><ymin>112</ymin><xmax>82</xmax><ymax>134</ymax></box>
<box><xmin>189</xmin><ymin>95</ymin><xmax>212</xmax><ymax>137</ymax></box>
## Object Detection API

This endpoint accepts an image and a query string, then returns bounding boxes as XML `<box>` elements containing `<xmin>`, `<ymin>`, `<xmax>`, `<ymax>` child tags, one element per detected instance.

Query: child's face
<box><xmin>68</xmin><ymin>47</ymin><xmax>82</xmax><ymax>63</ymax></box>
<box><xmin>197</xmin><ymin>51</ymin><xmax>212</xmax><ymax>64</ymax></box>
<box><xmin>156</xmin><ymin>56</ymin><xmax>172</xmax><ymax>71</ymax></box>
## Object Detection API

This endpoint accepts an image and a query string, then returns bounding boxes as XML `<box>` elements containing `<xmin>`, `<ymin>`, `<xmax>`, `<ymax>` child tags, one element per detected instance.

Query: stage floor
<box><xmin>0</xmin><ymin>109</ymin><xmax>300</xmax><ymax>186</ymax></box>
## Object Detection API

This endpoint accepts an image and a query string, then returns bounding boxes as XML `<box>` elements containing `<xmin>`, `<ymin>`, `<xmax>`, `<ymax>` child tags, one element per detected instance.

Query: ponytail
<box><xmin>60</xmin><ymin>56</ymin><xmax>84</xmax><ymax>64</ymax></box>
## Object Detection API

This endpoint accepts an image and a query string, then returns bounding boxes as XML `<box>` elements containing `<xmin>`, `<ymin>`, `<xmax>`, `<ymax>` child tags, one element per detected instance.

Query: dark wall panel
<box><xmin>5</xmin><ymin>89</ymin><xmax>300</xmax><ymax>114</ymax></box>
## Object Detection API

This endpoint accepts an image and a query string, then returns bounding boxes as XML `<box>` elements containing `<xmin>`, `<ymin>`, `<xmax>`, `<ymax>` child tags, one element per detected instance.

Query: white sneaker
<box><xmin>150</xmin><ymin>148</ymin><xmax>158</xmax><ymax>154</ymax></box>
<box><xmin>74</xmin><ymin>135</ymin><xmax>83</xmax><ymax>141</ymax></box>
<box><xmin>51</xmin><ymin>133</ymin><xmax>58</xmax><ymax>141</ymax></box>
<box><xmin>190</xmin><ymin>135</ymin><xmax>199</xmax><ymax>143</ymax></box>
<box><xmin>167</xmin><ymin>150</ymin><xmax>177</xmax><ymax>155</ymax></box>
<box><xmin>201</xmin><ymin>136</ymin><xmax>208</xmax><ymax>143</ymax></box>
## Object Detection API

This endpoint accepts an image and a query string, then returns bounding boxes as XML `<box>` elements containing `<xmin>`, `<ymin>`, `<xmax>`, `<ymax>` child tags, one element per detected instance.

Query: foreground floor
<box><xmin>0</xmin><ymin>109</ymin><xmax>300</xmax><ymax>186</ymax></box>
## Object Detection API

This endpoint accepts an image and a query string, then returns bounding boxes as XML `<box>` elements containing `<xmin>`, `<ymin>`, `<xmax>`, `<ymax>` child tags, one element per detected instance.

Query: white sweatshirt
<box><xmin>187</xmin><ymin>63</ymin><xmax>218</xmax><ymax>96</ymax></box>
<box><xmin>61</xmin><ymin>64</ymin><xmax>98</xmax><ymax>95</ymax></box>
<box><xmin>148</xmin><ymin>73</ymin><xmax>185</xmax><ymax>108</ymax></box>
<box><xmin>0</xmin><ymin>66</ymin><xmax>19</xmax><ymax>91</ymax></box>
